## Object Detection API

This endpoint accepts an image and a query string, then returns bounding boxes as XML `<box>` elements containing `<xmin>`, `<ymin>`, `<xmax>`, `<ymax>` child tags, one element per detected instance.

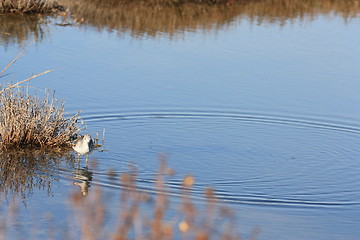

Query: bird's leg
<box><xmin>77</xmin><ymin>157</ymin><xmax>81</xmax><ymax>168</ymax></box>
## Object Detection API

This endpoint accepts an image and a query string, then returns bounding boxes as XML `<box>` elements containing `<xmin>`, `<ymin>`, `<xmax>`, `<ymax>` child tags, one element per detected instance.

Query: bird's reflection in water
<box><xmin>73</xmin><ymin>165</ymin><xmax>93</xmax><ymax>196</ymax></box>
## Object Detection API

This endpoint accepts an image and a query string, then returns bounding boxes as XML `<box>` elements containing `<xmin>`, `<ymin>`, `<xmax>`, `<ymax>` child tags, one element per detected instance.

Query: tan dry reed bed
<box><xmin>0</xmin><ymin>0</ymin><xmax>61</xmax><ymax>14</ymax></box>
<box><xmin>0</xmin><ymin>89</ymin><xmax>80</xmax><ymax>149</ymax></box>
<box><xmin>0</xmin><ymin>54</ymin><xmax>82</xmax><ymax>149</ymax></box>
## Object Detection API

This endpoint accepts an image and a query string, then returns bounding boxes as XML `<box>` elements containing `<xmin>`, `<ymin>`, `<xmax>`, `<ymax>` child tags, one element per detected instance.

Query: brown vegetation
<box><xmin>0</xmin><ymin>0</ymin><xmax>61</xmax><ymax>14</ymax></box>
<box><xmin>0</xmin><ymin>88</ymin><xmax>80</xmax><ymax>149</ymax></box>
<box><xmin>0</xmin><ymin>56</ymin><xmax>82</xmax><ymax>149</ymax></box>
<box><xmin>1</xmin><ymin>0</ymin><xmax>359</xmax><ymax>17</ymax></box>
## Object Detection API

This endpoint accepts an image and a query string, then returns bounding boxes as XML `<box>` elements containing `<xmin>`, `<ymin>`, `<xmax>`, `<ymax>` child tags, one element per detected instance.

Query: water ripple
<box><xmin>59</xmin><ymin>109</ymin><xmax>360</xmax><ymax>210</ymax></box>
<box><xmin>79</xmin><ymin>109</ymin><xmax>360</xmax><ymax>135</ymax></box>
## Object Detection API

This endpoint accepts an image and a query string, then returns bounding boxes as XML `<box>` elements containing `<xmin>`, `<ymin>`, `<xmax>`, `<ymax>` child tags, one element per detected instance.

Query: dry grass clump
<box><xmin>0</xmin><ymin>55</ymin><xmax>82</xmax><ymax>149</ymax></box>
<box><xmin>0</xmin><ymin>88</ymin><xmax>80</xmax><ymax>149</ymax></box>
<box><xmin>0</xmin><ymin>0</ymin><xmax>61</xmax><ymax>14</ymax></box>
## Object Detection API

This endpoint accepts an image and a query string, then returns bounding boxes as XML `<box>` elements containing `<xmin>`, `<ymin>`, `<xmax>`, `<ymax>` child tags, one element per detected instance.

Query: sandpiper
<box><xmin>73</xmin><ymin>134</ymin><xmax>94</xmax><ymax>161</ymax></box>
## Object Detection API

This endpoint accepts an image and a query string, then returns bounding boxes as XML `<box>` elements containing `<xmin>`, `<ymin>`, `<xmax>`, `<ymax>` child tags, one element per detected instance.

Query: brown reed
<box><xmin>0</xmin><ymin>56</ymin><xmax>82</xmax><ymax>149</ymax></box>
<box><xmin>0</xmin><ymin>0</ymin><xmax>60</xmax><ymax>14</ymax></box>
<box><xmin>0</xmin><ymin>88</ymin><xmax>80</xmax><ymax>149</ymax></box>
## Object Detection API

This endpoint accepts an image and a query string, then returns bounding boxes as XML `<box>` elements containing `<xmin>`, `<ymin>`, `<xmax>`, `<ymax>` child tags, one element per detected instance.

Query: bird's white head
<box><xmin>83</xmin><ymin>134</ymin><xmax>92</xmax><ymax>143</ymax></box>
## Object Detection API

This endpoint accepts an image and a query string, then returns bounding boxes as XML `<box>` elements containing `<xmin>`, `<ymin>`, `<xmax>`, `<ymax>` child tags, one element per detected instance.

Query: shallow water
<box><xmin>1</xmin><ymin>2</ymin><xmax>360</xmax><ymax>239</ymax></box>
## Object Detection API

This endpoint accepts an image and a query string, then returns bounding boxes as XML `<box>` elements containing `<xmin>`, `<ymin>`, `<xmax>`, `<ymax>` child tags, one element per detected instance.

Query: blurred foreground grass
<box><xmin>70</xmin><ymin>159</ymin><xmax>242</xmax><ymax>240</ymax></box>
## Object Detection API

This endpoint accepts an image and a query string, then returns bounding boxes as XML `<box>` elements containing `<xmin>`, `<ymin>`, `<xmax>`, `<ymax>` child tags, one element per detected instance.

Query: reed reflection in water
<box><xmin>1</xmin><ymin>0</ymin><xmax>359</xmax><ymax>46</ymax></box>
<box><xmin>0</xmin><ymin>15</ymin><xmax>50</xmax><ymax>47</ymax></box>
<box><xmin>60</xmin><ymin>0</ymin><xmax>360</xmax><ymax>38</ymax></box>
<box><xmin>0</xmin><ymin>149</ymin><xmax>82</xmax><ymax>199</ymax></box>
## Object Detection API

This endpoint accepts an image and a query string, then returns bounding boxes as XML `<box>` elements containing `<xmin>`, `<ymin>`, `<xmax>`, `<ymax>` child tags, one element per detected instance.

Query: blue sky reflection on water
<box><xmin>1</xmin><ymin>13</ymin><xmax>360</xmax><ymax>240</ymax></box>
<box><xmin>2</xmin><ymin>16</ymin><xmax>360</xmax><ymax>121</ymax></box>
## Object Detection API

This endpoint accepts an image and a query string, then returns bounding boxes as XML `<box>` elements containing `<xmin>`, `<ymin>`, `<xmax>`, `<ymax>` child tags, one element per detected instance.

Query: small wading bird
<box><xmin>73</xmin><ymin>134</ymin><xmax>94</xmax><ymax>162</ymax></box>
